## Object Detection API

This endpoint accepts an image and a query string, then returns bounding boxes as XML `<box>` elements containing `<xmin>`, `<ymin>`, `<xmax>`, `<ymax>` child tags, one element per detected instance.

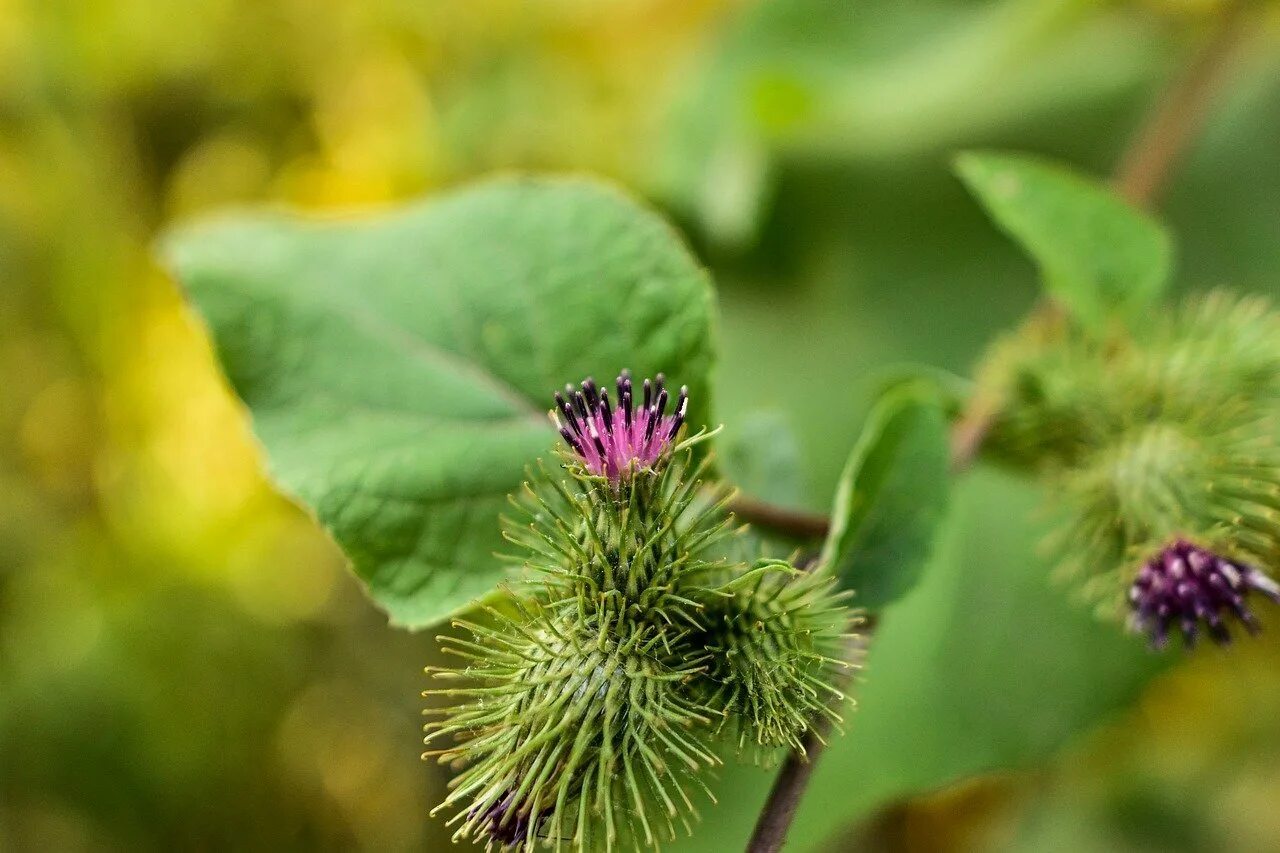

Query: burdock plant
<box><xmin>423</xmin><ymin>374</ymin><xmax>855</xmax><ymax>850</ymax></box>
<box><xmin>166</xmin><ymin>20</ymin><xmax>1280</xmax><ymax>846</ymax></box>
<box><xmin>165</xmin><ymin>176</ymin><xmax>893</xmax><ymax>853</ymax></box>
<box><xmin>1128</xmin><ymin>539</ymin><xmax>1280</xmax><ymax>649</ymax></box>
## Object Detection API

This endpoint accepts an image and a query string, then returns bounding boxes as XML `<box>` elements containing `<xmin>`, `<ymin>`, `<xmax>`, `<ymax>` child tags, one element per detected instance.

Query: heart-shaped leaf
<box><xmin>955</xmin><ymin>151</ymin><xmax>1173</xmax><ymax>330</ymax></box>
<box><xmin>162</xmin><ymin>177</ymin><xmax>717</xmax><ymax>629</ymax></box>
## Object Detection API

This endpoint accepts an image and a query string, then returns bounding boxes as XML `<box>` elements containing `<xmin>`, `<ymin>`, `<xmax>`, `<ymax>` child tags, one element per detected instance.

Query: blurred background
<box><xmin>3</xmin><ymin>0</ymin><xmax>1280</xmax><ymax>850</ymax></box>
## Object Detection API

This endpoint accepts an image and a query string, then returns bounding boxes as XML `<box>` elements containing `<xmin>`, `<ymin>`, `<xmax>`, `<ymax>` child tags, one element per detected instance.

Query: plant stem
<box><xmin>742</xmin><ymin>6</ymin><xmax>1254</xmax><ymax>850</ymax></box>
<box><xmin>729</xmin><ymin>494</ymin><xmax>831</xmax><ymax>539</ymax></box>
<box><xmin>745</xmin><ymin>627</ymin><xmax>874</xmax><ymax>853</ymax></box>
<box><xmin>946</xmin><ymin>393</ymin><xmax>1002</xmax><ymax>474</ymax></box>
<box><xmin>1114</xmin><ymin>0</ymin><xmax>1251</xmax><ymax>207</ymax></box>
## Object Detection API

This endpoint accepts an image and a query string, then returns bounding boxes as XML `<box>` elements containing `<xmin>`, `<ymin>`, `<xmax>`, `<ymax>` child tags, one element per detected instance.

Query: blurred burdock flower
<box><xmin>1128</xmin><ymin>538</ymin><xmax>1280</xmax><ymax>649</ymax></box>
<box><xmin>973</xmin><ymin>290</ymin><xmax>1280</xmax><ymax>649</ymax></box>
<box><xmin>553</xmin><ymin>370</ymin><xmax>687</xmax><ymax>482</ymax></box>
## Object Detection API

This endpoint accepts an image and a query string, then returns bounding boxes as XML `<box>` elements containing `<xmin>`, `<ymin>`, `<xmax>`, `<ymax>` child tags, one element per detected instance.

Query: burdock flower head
<box><xmin>1128</xmin><ymin>538</ymin><xmax>1280</xmax><ymax>649</ymax></box>
<box><xmin>427</xmin><ymin>368</ymin><xmax>855</xmax><ymax>851</ymax></box>
<box><xmin>552</xmin><ymin>370</ymin><xmax>687</xmax><ymax>482</ymax></box>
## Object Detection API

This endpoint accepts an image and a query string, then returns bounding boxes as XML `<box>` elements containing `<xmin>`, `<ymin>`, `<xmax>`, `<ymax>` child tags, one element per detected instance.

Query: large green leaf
<box><xmin>820</xmin><ymin>382</ymin><xmax>950</xmax><ymax>609</ymax></box>
<box><xmin>161</xmin><ymin>177</ymin><xmax>717</xmax><ymax>629</ymax></box>
<box><xmin>955</xmin><ymin>151</ymin><xmax>1173</xmax><ymax>329</ymax></box>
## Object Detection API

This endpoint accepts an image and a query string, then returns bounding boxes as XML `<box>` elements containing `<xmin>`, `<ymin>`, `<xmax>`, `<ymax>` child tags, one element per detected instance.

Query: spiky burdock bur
<box><xmin>691</xmin><ymin>562</ymin><xmax>856</xmax><ymax>765</ymax></box>
<box><xmin>970</xmin><ymin>308</ymin><xmax>1112</xmax><ymax>469</ymax></box>
<box><xmin>1053</xmin><ymin>411</ymin><xmax>1280</xmax><ymax>604</ymax></box>
<box><xmin>425</xmin><ymin>606</ymin><xmax>719</xmax><ymax>851</ymax></box>
<box><xmin>529</xmin><ymin>371</ymin><xmax>731</xmax><ymax>636</ymax></box>
<box><xmin>505</xmin><ymin>437</ymin><xmax>732</xmax><ymax>638</ymax></box>
<box><xmin>425</xmin><ymin>373</ymin><xmax>855</xmax><ymax>850</ymax></box>
<box><xmin>971</xmin><ymin>291</ymin><xmax>1280</xmax><ymax>646</ymax></box>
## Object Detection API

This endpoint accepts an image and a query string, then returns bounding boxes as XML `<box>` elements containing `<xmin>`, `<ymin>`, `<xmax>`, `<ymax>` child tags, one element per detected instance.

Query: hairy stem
<box><xmin>743</xmin><ymin>6</ymin><xmax>1254</xmax><ymax>850</ymax></box>
<box><xmin>1114</xmin><ymin>0</ymin><xmax>1251</xmax><ymax>207</ymax></box>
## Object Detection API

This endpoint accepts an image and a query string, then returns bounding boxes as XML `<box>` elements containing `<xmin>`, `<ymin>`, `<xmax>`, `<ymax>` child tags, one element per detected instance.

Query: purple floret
<box><xmin>552</xmin><ymin>370</ymin><xmax>687</xmax><ymax>482</ymax></box>
<box><xmin>1129</xmin><ymin>538</ymin><xmax>1280</xmax><ymax>649</ymax></box>
<box><xmin>469</xmin><ymin>793</ymin><xmax>545</xmax><ymax>848</ymax></box>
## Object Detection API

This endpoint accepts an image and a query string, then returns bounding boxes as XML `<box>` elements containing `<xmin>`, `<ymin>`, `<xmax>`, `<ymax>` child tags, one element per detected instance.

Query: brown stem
<box><xmin>743</xmin><ymin>5</ymin><xmax>1255</xmax><ymax>850</ymax></box>
<box><xmin>947</xmin><ymin>393</ymin><xmax>1001</xmax><ymax>473</ymax></box>
<box><xmin>1113</xmin><ymin>0</ymin><xmax>1251</xmax><ymax>207</ymax></box>
<box><xmin>729</xmin><ymin>494</ymin><xmax>831</xmax><ymax>539</ymax></box>
<box><xmin>745</xmin><ymin>628</ymin><xmax>874</xmax><ymax>853</ymax></box>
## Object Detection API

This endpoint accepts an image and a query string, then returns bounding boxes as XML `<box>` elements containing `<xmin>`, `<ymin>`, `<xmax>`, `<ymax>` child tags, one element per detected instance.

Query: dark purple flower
<box><xmin>1128</xmin><ymin>538</ymin><xmax>1280</xmax><ymax>649</ymax></box>
<box><xmin>552</xmin><ymin>371</ymin><xmax>688</xmax><ymax>482</ymax></box>
<box><xmin>469</xmin><ymin>793</ymin><xmax>544</xmax><ymax>848</ymax></box>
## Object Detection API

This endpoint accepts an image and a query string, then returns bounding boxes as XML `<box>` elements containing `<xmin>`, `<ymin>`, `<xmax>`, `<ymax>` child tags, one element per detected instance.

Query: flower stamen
<box><xmin>552</xmin><ymin>371</ymin><xmax>688</xmax><ymax>482</ymax></box>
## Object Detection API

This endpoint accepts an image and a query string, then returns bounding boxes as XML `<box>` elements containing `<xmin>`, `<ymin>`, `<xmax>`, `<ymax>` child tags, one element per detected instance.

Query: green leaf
<box><xmin>955</xmin><ymin>151</ymin><xmax>1173</xmax><ymax>328</ymax></box>
<box><xmin>161</xmin><ymin>177</ymin><xmax>717</xmax><ymax>629</ymax></box>
<box><xmin>820</xmin><ymin>382</ymin><xmax>950</xmax><ymax>609</ymax></box>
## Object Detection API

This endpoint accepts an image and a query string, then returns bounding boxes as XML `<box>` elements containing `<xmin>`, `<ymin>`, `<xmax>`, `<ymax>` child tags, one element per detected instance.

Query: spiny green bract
<box><xmin>506</xmin><ymin>435</ymin><xmax>736</xmax><ymax>634</ymax></box>
<box><xmin>425</xmin><ymin>609</ymin><xmax>718</xmax><ymax>851</ymax></box>
<box><xmin>423</xmin><ymin>436</ymin><xmax>856</xmax><ymax>851</ymax></box>
<box><xmin>978</xmin><ymin>291</ymin><xmax>1280</xmax><ymax>469</ymax></box>
<box><xmin>694</xmin><ymin>564</ymin><xmax>853</xmax><ymax>764</ymax></box>
<box><xmin>974</xmin><ymin>290</ymin><xmax>1280</xmax><ymax>618</ymax></box>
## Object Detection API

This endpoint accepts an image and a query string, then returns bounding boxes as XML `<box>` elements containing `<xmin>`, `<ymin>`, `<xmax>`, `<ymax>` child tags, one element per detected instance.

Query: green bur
<box><xmin>695</xmin><ymin>566</ymin><xmax>853</xmax><ymax>764</ymax></box>
<box><xmin>976</xmin><ymin>291</ymin><xmax>1280</xmax><ymax>620</ymax></box>
<box><xmin>424</xmin><ymin>436</ymin><xmax>855</xmax><ymax>851</ymax></box>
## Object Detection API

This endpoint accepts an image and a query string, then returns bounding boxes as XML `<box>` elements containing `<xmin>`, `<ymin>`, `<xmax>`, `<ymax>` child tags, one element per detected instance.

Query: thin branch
<box><xmin>745</xmin><ymin>628</ymin><xmax>874</xmax><ymax>853</ymax></box>
<box><xmin>729</xmin><ymin>494</ymin><xmax>831</xmax><ymax>539</ymax></box>
<box><xmin>947</xmin><ymin>393</ymin><xmax>1001</xmax><ymax>473</ymax></box>
<box><xmin>742</xmin><ymin>5</ymin><xmax>1255</xmax><ymax>849</ymax></box>
<box><xmin>1114</xmin><ymin>0</ymin><xmax>1251</xmax><ymax>207</ymax></box>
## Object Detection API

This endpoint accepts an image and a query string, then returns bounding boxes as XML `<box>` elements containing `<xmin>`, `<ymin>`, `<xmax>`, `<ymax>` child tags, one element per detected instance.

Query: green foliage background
<box><xmin>4</xmin><ymin>0</ymin><xmax>1280</xmax><ymax>851</ymax></box>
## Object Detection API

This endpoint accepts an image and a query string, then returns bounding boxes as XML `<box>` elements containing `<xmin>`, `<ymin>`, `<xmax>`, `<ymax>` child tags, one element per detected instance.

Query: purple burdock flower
<box><xmin>1128</xmin><ymin>538</ymin><xmax>1280</xmax><ymax>649</ymax></box>
<box><xmin>552</xmin><ymin>371</ymin><xmax>688</xmax><ymax>482</ymax></box>
<box><xmin>469</xmin><ymin>793</ymin><xmax>544</xmax><ymax>848</ymax></box>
